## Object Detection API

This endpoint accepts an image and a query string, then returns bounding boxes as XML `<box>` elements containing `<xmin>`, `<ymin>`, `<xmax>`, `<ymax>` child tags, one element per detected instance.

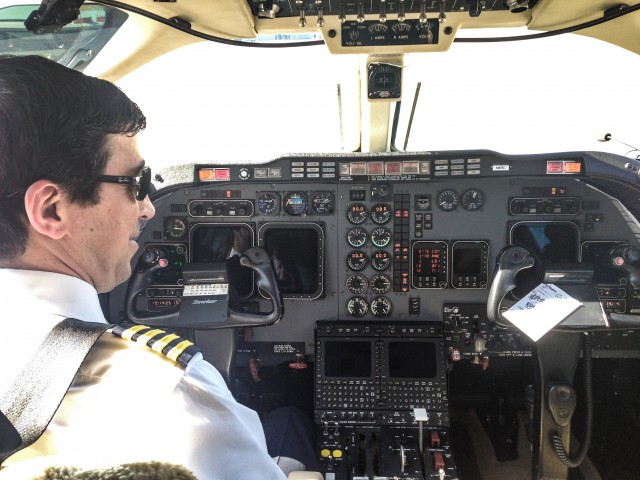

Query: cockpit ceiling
<box><xmin>94</xmin><ymin>0</ymin><xmax>640</xmax><ymax>54</ymax></box>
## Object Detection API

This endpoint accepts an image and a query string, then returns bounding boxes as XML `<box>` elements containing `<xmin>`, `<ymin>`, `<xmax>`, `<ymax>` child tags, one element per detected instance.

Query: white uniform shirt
<box><xmin>0</xmin><ymin>269</ymin><xmax>287</xmax><ymax>480</ymax></box>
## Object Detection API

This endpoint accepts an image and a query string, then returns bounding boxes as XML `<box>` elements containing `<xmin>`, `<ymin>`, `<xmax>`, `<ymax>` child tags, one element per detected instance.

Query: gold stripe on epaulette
<box><xmin>167</xmin><ymin>340</ymin><xmax>195</xmax><ymax>362</ymax></box>
<box><xmin>111</xmin><ymin>324</ymin><xmax>201</xmax><ymax>368</ymax></box>
<box><xmin>138</xmin><ymin>328</ymin><xmax>165</xmax><ymax>344</ymax></box>
<box><xmin>152</xmin><ymin>333</ymin><xmax>180</xmax><ymax>353</ymax></box>
<box><xmin>121</xmin><ymin>324</ymin><xmax>149</xmax><ymax>340</ymax></box>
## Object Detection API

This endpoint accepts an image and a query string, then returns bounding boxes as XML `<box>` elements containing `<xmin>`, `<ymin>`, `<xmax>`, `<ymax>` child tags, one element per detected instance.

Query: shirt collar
<box><xmin>0</xmin><ymin>269</ymin><xmax>107</xmax><ymax>324</ymax></box>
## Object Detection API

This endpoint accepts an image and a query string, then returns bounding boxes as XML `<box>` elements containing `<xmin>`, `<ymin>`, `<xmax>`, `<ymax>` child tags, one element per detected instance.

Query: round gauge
<box><xmin>283</xmin><ymin>192</ymin><xmax>307</xmax><ymax>216</ymax></box>
<box><xmin>392</xmin><ymin>22</ymin><xmax>412</xmax><ymax>34</ymax></box>
<box><xmin>370</xmin><ymin>296</ymin><xmax>392</xmax><ymax>317</ymax></box>
<box><xmin>369</xmin><ymin>23</ymin><xmax>388</xmax><ymax>34</ymax></box>
<box><xmin>346</xmin><ymin>274</ymin><xmax>368</xmax><ymax>295</ymax></box>
<box><xmin>436</xmin><ymin>189</ymin><xmax>459</xmax><ymax>211</ymax></box>
<box><xmin>346</xmin><ymin>296</ymin><xmax>368</xmax><ymax>317</ymax></box>
<box><xmin>370</xmin><ymin>227</ymin><xmax>392</xmax><ymax>248</ymax></box>
<box><xmin>370</xmin><ymin>274</ymin><xmax>391</xmax><ymax>294</ymax></box>
<box><xmin>347</xmin><ymin>203</ymin><xmax>368</xmax><ymax>224</ymax></box>
<box><xmin>347</xmin><ymin>250</ymin><xmax>369</xmax><ymax>271</ymax></box>
<box><xmin>165</xmin><ymin>217</ymin><xmax>187</xmax><ymax>239</ymax></box>
<box><xmin>257</xmin><ymin>192</ymin><xmax>280</xmax><ymax>215</ymax></box>
<box><xmin>371</xmin><ymin>203</ymin><xmax>392</xmax><ymax>225</ymax></box>
<box><xmin>347</xmin><ymin>227</ymin><xmax>368</xmax><ymax>248</ymax></box>
<box><xmin>371</xmin><ymin>250</ymin><xmax>392</xmax><ymax>271</ymax></box>
<box><xmin>311</xmin><ymin>192</ymin><xmax>335</xmax><ymax>214</ymax></box>
<box><xmin>461</xmin><ymin>189</ymin><xmax>485</xmax><ymax>211</ymax></box>
<box><xmin>416</xmin><ymin>23</ymin><xmax>434</xmax><ymax>43</ymax></box>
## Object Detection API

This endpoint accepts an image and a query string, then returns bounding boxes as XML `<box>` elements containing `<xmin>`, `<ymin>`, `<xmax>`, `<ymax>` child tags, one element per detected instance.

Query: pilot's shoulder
<box><xmin>109</xmin><ymin>323</ymin><xmax>201</xmax><ymax>369</ymax></box>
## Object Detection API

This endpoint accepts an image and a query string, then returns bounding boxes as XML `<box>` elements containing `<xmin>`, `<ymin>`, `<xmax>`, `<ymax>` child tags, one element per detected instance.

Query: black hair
<box><xmin>0</xmin><ymin>55</ymin><xmax>146</xmax><ymax>260</ymax></box>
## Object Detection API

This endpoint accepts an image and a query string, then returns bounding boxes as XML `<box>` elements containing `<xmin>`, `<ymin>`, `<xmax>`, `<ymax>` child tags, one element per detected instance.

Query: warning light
<box><xmin>198</xmin><ymin>168</ymin><xmax>215</xmax><ymax>182</ymax></box>
<box><xmin>564</xmin><ymin>161</ymin><xmax>582</xmax><ymax>173</ymax></box>
<box><xmin>367</xmin><ymin>162</ymin><xmax>384</xmax><ymax>175</ymax></box>
<box><xmin>385</xmin><ymin>162</ymin><xmax>402</xmax><ymax>174</ymax></box>
<box><xmin>546</xmin><ymin>162</ymin><xmax>564</xmax><ymax>174</ymax></box>
<box><xmin>214</xmin><ymin>168</ymin><xmax>230</xmax><ymax>181</ymax></box>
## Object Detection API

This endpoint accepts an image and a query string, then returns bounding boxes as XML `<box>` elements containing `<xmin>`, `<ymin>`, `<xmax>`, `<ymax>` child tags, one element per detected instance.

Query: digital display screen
<box><xmin>510</xmin><ymin>222</ymin><xmax>579</xmax><ymax>296</ymax></box>
<box><xmin>262</xmin><ymin>225</ymin><xmax>322</xmax><ymax>296</ymax></box>
<box><xmin>324</xmin><ymin>341</ymin><xmax>372</xmax><ymax>377</ymax></box>
<box><xmin>191</xmin><ymin>224</ymin><xmax>254</xmax><ymax>297</ymax></box>
<box><xmin>452</xmin><ymin>247</ymin><xmax>481</xmax><ymax>275</ymax></box>
<box><xmin>412</xmin><ymin>241</ymin><xmax>448</xmax><ymax>288</ymax></box>
<box><xmin>511</xmin><ymin>222</ymin><xmax>579</xmax><ymax>263</ymax></box>
<box><xmin>388</xmin><ymin>341</ymin><xmax>437</xmax><ymax>379</ymax></box>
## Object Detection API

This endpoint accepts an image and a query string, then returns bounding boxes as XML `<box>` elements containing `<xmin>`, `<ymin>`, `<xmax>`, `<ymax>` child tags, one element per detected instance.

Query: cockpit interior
<box><xmin>3</xmin><ymin>1</ymin><xmax>640</xmax><ymax>479</ymax></box>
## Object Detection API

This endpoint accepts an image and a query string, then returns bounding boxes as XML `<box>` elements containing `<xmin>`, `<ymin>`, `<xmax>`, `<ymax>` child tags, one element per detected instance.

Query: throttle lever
<box><xmin>487</xmin><ymin>245</ymin><xmax>535</xmax><ymax>325</ymax></box>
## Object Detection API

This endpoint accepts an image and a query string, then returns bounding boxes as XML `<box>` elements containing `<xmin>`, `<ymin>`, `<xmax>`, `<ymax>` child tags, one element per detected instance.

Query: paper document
<box><xmin>502</xmin><ymin>283</ymin><xmax>583</xmax><ymax>342</ymax></box>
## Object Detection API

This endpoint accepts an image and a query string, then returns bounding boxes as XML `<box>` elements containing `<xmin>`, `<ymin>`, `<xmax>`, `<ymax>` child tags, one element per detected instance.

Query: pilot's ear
<box><xmin>23</xmin><ymin>179</ymin><xmax>66</xmax><ymax>240</ymax></box>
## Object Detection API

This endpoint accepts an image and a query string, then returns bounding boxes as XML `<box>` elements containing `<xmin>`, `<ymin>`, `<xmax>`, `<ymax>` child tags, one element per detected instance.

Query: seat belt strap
<box><xmin>0</xmin><ymin>318</ymin><xmax>110</xmax><ymax>464</ymax></box>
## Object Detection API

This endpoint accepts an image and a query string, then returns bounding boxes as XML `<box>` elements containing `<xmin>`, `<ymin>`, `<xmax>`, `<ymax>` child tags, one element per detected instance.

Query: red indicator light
<box><xmin>368</xmin><ymin>162</ymin><xmax>384</xmax><ymax>175</ymax></box>
<box><xmin>386</xmin><ymin>162</ymin><xmax>402</xmax><ymax>174</ymax></box>
<box><xmin>214</xmin><ymin>168</ymin><xmax>230</xmax><ymax>181</ymax></box>
<box><xmin>547</xmin><ymin>162</ymin><xmax>563</xmax><ymax>173</ymax></box>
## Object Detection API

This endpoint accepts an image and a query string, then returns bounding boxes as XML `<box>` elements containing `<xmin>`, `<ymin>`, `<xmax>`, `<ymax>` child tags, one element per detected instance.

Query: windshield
<box><xmin>114</xmin><ymin>28</ymin><xmax>640</xmax><ymax>170</ymax></box>
<box><xmin>2</xmin><ymin>3</ymin><xmax>639</xmax><ymax>171</ymax></box>
<box><xmin>115</xmin><ymin>41</ymin><xmax>362</xmax><ymax>169</ymax></box>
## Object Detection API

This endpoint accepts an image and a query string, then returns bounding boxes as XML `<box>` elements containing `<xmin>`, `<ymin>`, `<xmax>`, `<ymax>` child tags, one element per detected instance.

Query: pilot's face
<box><xmin>68</xmin><ymin>134</ymin><xmax>155</xmax><ymax>293</ymax></box>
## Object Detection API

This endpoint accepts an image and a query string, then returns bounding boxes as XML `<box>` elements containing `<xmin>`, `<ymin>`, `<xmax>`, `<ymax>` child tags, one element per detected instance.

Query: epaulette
<box><xmin>111</xmin><ymin>324</ymin><xmax>201</xmax><ymax>368</ymax></box>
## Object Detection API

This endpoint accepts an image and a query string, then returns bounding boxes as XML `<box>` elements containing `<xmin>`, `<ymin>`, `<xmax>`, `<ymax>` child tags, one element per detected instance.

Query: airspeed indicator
<box><xmin>436</xmin><ymin>189</ymin><xmax>459</xmax><ymax>211</ymax></box>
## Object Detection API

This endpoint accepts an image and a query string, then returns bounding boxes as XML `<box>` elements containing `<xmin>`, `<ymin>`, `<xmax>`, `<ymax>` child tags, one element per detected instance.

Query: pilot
<box><xmin>0</xmin><ymin>56</ymin><xmax>314</xmax><ymax>479</ymax></box>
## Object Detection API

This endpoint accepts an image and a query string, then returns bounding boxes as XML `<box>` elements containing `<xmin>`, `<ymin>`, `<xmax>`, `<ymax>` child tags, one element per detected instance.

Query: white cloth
<box><xmin>0</xmin><ymin>269</ymin><xmax>287</xmax><ymax>480</ymax></box>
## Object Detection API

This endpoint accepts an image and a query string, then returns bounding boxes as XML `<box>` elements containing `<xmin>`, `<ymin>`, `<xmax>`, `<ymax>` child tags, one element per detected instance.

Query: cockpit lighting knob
<box><xmin>142</xmin><ymin>247</ymin><xmax>166</xmax><ymax>266</ymax></box>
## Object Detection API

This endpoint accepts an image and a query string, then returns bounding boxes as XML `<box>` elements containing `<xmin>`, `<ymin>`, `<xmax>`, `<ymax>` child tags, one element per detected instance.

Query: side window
<box><xmin>0</xmin><ymin>4</ymin><xmax>127</xmax><ymax>70</ymax></box>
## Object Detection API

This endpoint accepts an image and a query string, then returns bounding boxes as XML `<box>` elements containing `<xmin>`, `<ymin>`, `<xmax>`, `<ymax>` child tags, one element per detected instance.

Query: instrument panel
<box><xmin>109</xmin><ymin>151</ymin><xmax>640</xmax><ymax>360</ymax></box>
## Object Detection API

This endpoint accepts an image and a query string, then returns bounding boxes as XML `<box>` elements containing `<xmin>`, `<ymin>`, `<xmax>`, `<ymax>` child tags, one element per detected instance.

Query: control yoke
<box><xmin>486</xmin><ymin>245</ymin><xmax>535</xmax><ymax>326</ymax></box>
<box><xmin>124</xmin><ymin>246</ymin><xmax>283</xmax><ymax>329</ymax></box>
<box><xmin>488</xmin><ymin>244</ymin><xmax>640</xmax><ymax>330</ymax></box>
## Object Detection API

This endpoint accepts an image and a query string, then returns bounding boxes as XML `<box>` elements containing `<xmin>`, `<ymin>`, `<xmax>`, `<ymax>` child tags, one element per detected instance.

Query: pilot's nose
<box><xmin>139</xmin><ymin>194</ymin><xmax>155</xmax><ymax>220</ymax></box>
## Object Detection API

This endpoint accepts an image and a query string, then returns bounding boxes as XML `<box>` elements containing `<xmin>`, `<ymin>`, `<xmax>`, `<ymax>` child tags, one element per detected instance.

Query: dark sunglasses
<box><xmin>96</xmin><ymin>166</ymin><xmax>152</xmax><ymax>201</ymax></box>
